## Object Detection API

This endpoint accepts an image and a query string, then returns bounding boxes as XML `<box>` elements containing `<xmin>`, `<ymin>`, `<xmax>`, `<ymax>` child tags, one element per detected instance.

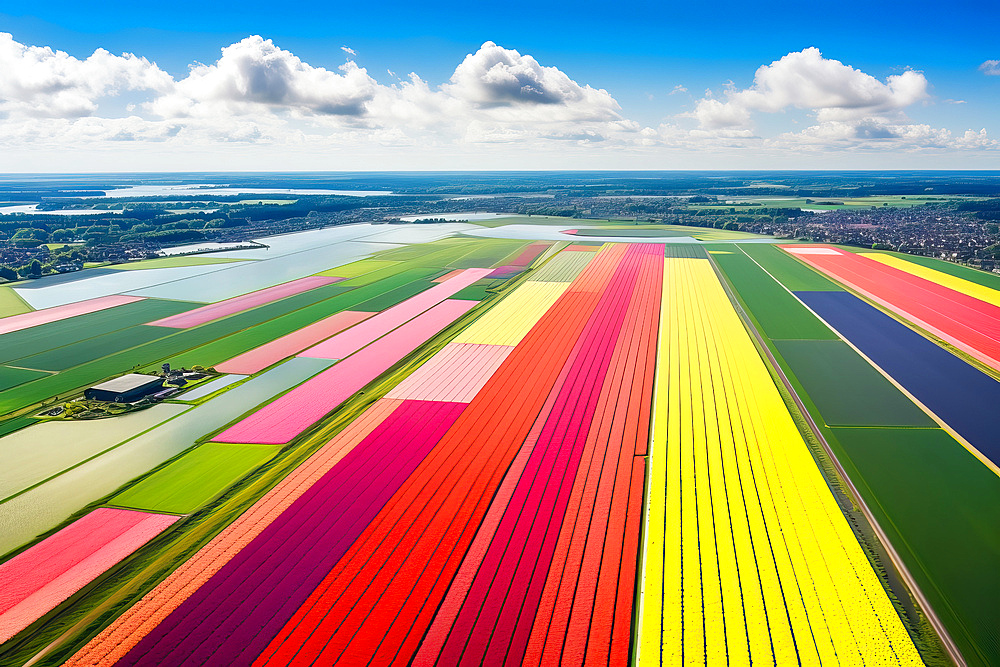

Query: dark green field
<box><xmin>14</xmin><ymin>325</ymin><xmax>179</xmax><ymax>372</ymax></box>
<box><xmin>775</xmin><ymin>340</ymin><xmax>935</xmax><ymax>427</ymax></box>
<box><xmin>829</xmin><ymin>428</ymin><xmax>1000</xmax><ymax>667</ymax></box>
<box><xmin>353</xmin><ymin>280</ymin><xmax>436</xmax><ymax>311</ymax></box>
<box><xmin>0</xmin><ymin>366</ymin><xmax>50</xmax><ymax>392</ymax></box>
<box><xmin>664</xmin><ymin>245</ymin><xmax>708</xmax><ymax>259</ymax></box>
<box><xmin>0</xmin><ymin>299</ymin><xmax>198</xmax><ymax>365</ymax></box>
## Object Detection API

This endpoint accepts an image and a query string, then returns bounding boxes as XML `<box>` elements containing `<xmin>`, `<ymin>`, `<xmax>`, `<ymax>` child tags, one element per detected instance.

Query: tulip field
<box><xmin>1</xmin><ymin>221</ymin><xmax>999</xmax><ymax>666</ymax></box>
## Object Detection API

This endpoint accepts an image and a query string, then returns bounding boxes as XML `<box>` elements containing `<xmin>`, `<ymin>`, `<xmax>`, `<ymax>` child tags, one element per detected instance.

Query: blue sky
<box><xmin>0</xmin><ymin>0</ymin><xmax>998</xmax><ymax>170</ymax></box>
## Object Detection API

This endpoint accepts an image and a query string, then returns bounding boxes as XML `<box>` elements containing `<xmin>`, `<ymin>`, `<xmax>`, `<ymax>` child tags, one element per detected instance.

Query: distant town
<box><xmin>2</xmin><ymin>172</ymin><xmax>1000</xmax><ymax>280</ymax></box>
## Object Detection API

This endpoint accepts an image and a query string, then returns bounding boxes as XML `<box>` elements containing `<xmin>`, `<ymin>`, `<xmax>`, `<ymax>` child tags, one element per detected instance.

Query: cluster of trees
<box><xmin>0</xmin><ymin>244</ymin><xmax>90</xmax><ymax>281</ymax></box>
<box><xmin>957</xmin><ymin>199</ymin><xmax>1000</xmax><ymax>220</ymax></box>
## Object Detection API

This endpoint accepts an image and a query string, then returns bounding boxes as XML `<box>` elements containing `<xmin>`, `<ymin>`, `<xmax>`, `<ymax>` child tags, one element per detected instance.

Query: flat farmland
<box><xmin>0</xmin><ymin>221</ymin><xmax>997</xmax><ymax>667</ymax></box>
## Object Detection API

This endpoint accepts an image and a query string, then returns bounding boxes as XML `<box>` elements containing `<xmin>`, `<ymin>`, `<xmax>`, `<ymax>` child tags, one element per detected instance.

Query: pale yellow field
<box><xmin>453</xmin><ymin>280</ymin><xmax>568</xmax><ymax>346</ymax></box>
<box><xmin>639</xmin><ymin>257</ymin><xmax>922</xmax><ymax>665</ymax></box>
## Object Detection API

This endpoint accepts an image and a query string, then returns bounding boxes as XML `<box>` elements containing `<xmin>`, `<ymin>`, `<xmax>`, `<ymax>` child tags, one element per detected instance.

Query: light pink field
<box><xmin>300</xmin><ymin>268</ymin><xmax>492</xmax><ymax>360</ymax></box>
<box><xmin>386</xmin><ymin>343</ymin><xmax>514</xmax><ymax>403</ymax></box>
<box><xmin>147</xmin><ymin>276</ymin><xmax>342</xmax><ymax>329</ymax></box>
<box><xmin>214</xmin><ymin>299</ymin><xmax>478</xmax><ymax>444</ymax></box>
<box><xmin>0</xmin><ymin>508</ymin><xmax>178</xmax><ymax>643</ymax></box>
<box><xmin>214</xmin><ymin>311</ymin><xmax>373</xmax><ymax>375</ymax></box>
<box><xmin>0</xmin><ymin>295</ymin><xmax>143</xmax><ymax>334</ymax></box>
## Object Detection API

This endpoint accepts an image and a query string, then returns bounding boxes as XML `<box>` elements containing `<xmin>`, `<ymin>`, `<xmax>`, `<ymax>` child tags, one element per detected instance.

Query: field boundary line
<box><xmin>722</xmin><ymin>245</ymin><xmax>967</xmax><ymax>667</ymax></box>
<box><xmin>779</xmin><ymin>246</ymin><xmax>1000</xmax><ymax>383</ymax></box>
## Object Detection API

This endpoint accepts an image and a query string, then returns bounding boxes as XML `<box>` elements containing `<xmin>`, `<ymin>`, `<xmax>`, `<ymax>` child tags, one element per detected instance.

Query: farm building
<box><xmin>84</xmin><ymin>374</ymin><xmax>164</xmax><ymax>403</ymax></box>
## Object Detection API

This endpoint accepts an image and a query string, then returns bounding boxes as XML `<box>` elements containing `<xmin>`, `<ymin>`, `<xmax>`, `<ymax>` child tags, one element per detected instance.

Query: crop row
<box><xmin>251</xmin><ymin>244</ymin><xmax>629</xmax><ymax>664</ymax></box>
<box><xmin>639</xmin><ymin>257</ymin><xmax>921</xmax><ymax>665</ymax></box>
<box><xmin>64</xmin><ymin>399</ymin><xmax>405</xmax><ymax>665</ymax></box>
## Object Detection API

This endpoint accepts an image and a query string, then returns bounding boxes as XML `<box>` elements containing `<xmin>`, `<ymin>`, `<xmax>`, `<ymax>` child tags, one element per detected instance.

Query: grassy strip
<box><xmin>0</xmin><ymin>298</ymin><xmax>199</xmax><ymax>365</ymax></box>
<box><xmin>0</xmin><ymin>415</ymin><xmax>39</xmax><ymax>438</ymax></box>
<box><xmin>451</xmin><ymin>280</ymin><xmax>504</xmax><ymax>301</ymax></box>
<box><xmin>109</xmin><ymin>443</ymin><xmax>277</xmax><ymax>514</ymax></box>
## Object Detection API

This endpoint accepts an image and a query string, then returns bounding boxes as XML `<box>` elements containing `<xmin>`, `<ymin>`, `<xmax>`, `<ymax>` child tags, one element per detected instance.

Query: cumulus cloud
<box><xmin>0</xmin><ymin>32</ymin><xmax>172</xmax><ymax>118</ymax></box>
<box><xmin>980</xmin><ymin>60</ymin><xmax>1000</xmax><ymax>76</ymax></box>
<box><xmin>150</xmin><ymin>36</ymin><xmax>380</xmax><ymax>118</ymax></box>
<box><xmin>688</xmin><ymin>48</ymin><xmax>928</xmax><ymax>130</ymax></box>
<box><xmin>0</xmin><ymin>33</ymin><xmax>994</xmax><ymax>164</ymax></box>
<box><xmin>444</xmin><ymin>41</ymin><xmax>620</xmax><ymax>121</ymax></box>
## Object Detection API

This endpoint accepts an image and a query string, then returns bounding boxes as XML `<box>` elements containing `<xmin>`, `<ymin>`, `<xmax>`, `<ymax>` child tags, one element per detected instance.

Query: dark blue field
<box><xmin>797</xmin><ymin>290</ymin><xmax>1000</xmax><ymax>468</ymax></box>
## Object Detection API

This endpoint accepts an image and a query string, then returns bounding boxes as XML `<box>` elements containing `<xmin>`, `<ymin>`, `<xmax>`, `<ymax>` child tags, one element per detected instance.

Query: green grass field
<box><xmin>828</xmin><ymin>427</ymin><xmax>1000</xmax><ymax>667</ymax></box>
<box><xmin>110</xmin><ymin>443</ymin><xmax>276</xmax><ymax>514</ymax></box>
<box><xmin>0</xmin><ymin>298</ymin><xmax>198</xmax><ymax>365</ymax></box>
<box><xmin>13</xmin><ymin>325</ymin><xmax>178</xmax><ymax>372</ymax></box>
<box><xmin>353</xmin><ymin>280</ymin><xmax>436</xmax><ymax>311</ymax></box>
<box><xmin>663</xmin><ymin>245</ymin><xmax>708</xmax><ymax>259</ymax></box>
<box><xmin>735</xmin><ymin>243</ymin><xmax>840</xmax><ymax>291</ymax></box>
<box><xmin>0</xmin><ymin>366</ymin><xmax>51</xmax><ymax>392</ymax></box>
<box><xmin>316</xmin><ymin>259</ymin><xmax>401</xmax><ymax>278</ymax></box>
<box><xmin>775</xmin><ymin>340</ymin><xmax>935</xmax><ymax>427</ymax></box>
<box><xmin>0</xmin><ymin>287</ymin><xmax>32</xmax><ymax>318</ymax></box>
<box><xmin>710</xmin><ymin>248</ymin><xmax>838</xmax><ymax>340</ymax></box>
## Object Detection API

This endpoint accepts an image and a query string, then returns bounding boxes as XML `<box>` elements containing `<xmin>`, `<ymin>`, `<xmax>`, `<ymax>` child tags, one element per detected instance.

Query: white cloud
<box><xmin>688</xmin><ymin>48</ymin><xmax>928</xmax><ymax>130</ymax></box>
<box><xmin>444</xmin><ymin>41</ymin><xmax>620</xmax><ymax>121</ymax></box>
<box><xmin>980</xmin><ymin>60</ymin><xmax>1000</xmax><ymax>76</ymax></box>
<box><xmin>0</xmin><ymin>34</ymin><xmax>994</xmax><ymax>168</ymax></box>
<box><xmin>150</xmin><ymin>36</ymin><xmax>379</xmax><ymax>118</ymax></box>
<box><xmin>341</xmin><ymin>46</ymin><xmax>357</xmax><ymax>57</ymax></box>
<box><xmin>0</xmin><ymin>32</ymin><xmax>172</xmax><ymax>118</ymax></box>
